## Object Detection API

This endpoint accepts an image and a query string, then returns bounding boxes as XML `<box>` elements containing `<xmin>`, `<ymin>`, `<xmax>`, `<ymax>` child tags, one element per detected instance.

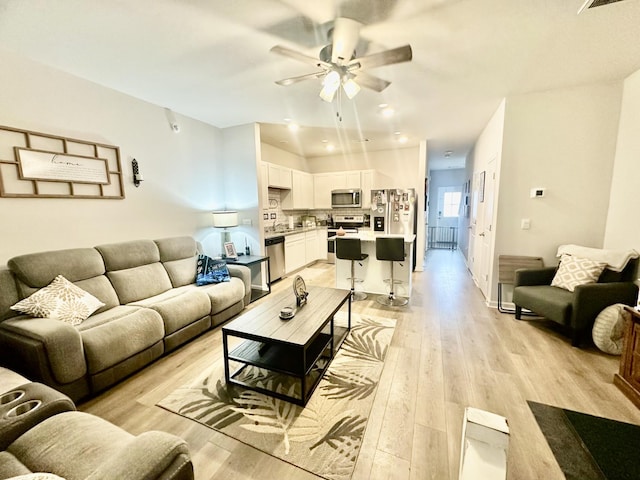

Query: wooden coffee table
<box><xmin>222</xmin><ymin>286</ymin><xmax>351</xmax><ymax>406</ymax></box>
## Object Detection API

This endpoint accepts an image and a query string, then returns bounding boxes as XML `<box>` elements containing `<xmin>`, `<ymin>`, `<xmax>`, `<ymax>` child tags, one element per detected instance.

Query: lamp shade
<box><xmin>212</xmin><ymin>211</ymin><xmax>238</xmax><ymax>228</ymax></box>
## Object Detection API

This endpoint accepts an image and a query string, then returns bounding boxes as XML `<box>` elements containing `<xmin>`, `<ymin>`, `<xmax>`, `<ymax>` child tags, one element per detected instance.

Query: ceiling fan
<box><xmin>270</xmin><ymin>17</ymin><xmax>412</xmax><ymax>103</ymax></box>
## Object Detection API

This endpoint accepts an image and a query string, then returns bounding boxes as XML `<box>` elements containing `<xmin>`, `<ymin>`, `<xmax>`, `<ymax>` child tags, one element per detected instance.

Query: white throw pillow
<box><xmin>8</xmin><ymin>474</ymin><xmax>67</xmax><ymax>480</ymax></box>
<box><xmin>550</xmin><ymin>254</ymin><xmax>607</xmax><ymax>292</ymax></box>
<box><xmin>10</xmin><ymin>275</ymin><xmax>104</xmax><ymax>326</ymax></box>
<box><xmin>592</xmin><ymin>304</ymin><xmax>631</xmax><ymax>355</ymax></box>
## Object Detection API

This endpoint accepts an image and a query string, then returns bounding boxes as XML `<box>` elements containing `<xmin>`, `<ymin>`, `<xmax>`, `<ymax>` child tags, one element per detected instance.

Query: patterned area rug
<box><xmin>158</xmin><ymin>314</ymin><xmax>395</xmax><ymax>480</ymax></box>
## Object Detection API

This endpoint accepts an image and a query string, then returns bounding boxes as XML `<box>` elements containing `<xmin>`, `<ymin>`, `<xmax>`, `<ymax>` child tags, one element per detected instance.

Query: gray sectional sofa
<box><xmin>0</xmin><ymin>236</ymin><xmax>251</xmax><ymax>402</ymax></box>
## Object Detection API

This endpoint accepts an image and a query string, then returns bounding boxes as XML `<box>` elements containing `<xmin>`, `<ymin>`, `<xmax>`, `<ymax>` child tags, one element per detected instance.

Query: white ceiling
<box><xmin>1</xmin><ymin>0</ymin><xmax>639</xmax><ymax>171</ymax></box>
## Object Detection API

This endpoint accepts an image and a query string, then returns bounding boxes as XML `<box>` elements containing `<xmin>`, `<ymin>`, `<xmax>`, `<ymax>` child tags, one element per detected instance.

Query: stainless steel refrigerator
<box><xmin>371</xmin><ymin>188</ymin><xmax>417</xmax><ymax>235</ymax></box>
<box><xmin>370</xmin><ymin>188</ymin><xmax>418</xmax><ymax>269</ymax></box>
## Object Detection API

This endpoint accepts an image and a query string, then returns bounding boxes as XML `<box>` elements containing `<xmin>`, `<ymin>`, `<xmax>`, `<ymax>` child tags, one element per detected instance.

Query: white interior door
<box><xmin>479</xmin><ymin>159</ymin><xmax>496</xmax><ymax>298</ymax></box>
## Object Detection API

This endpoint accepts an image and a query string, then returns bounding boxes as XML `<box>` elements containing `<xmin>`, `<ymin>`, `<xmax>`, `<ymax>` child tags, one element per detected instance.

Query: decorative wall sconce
<box><xmin>132</xmin><ymin>159</ymin><xmax>144</xmax><ymax>187</ymax></box>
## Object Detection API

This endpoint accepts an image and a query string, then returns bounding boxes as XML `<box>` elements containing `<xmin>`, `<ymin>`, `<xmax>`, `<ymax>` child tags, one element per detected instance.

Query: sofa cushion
<box><xmin>106</xmin><ymin>263</ymin><xmax>173</xmax><ymax>304</ymax></box>
<box><xmin>551</xmin><ymin>254</ymin><xmax>607</xmax><ymax>292</ymax></box>
<box><xmin>129</xmin><ymin>286</ymin><xmax>211</xmax><ymax>335</ymax></box>
<box><xmin>11</xmin><ymin>275</ymin><xmax>104</xmax><ymax>327</ymax></box>
<box><xmin>155</xmin><ymin>237</ymin><xmax>199</xmax><ymax>287</ymax></box>
<box><xmin>0</xmin><ymin>451</ymin><xmax>31</xmax><ymax>478</ymax></box>
<box><xmin>79</xmin><ymin>306</ymin><xmax>164</xmax><ymax>375</ymax></box>
<box><xmin>513</xmin><ymin>285</ymin><xmax>573</xmax><ymax>325</ymax></box>
<box><xmin>199</xmin><ymin>277</ymin><xmax>246</xmax><ymax>314</ymax></box>
<box><xmin>8</xmin><ymin>248</ymin><xmax>106</xmax><ymax>297</ymax></box>
<box><xmin>7</xmin><ymin>411</ymin><xmax>191</xmax><ymax>480</ymax></box>
<box><xmin>7</xmin><ymin>411</ymin><xmax>133</xmax><ymax>480</ymax></box>
<box><xmin>95</xmin><ymin>239</ymin><xmax>160</xmax><ymax>271</ymax></box>
<box><xmin>196</xmin><ymin>255</ymin><xmax>230</xmax><ymax>286</ymax></box>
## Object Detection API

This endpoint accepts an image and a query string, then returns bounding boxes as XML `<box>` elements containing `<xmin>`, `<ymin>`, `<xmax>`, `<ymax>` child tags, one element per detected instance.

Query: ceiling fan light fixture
<box><xmin>319</xmin><ymin>70</ymin><xmax>341</xmax><ymax>102</ymax></box>
<box><xmin>342</xmin><ymin>78</ymin><xmax>361</xmax><ymax>99</ymax></box>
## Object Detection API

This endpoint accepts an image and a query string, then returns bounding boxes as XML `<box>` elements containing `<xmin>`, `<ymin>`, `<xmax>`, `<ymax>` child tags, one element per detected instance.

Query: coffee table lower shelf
<box><xmin>225</xmin><ymin>326</ymin><xmax>349</xmax><ymax>406</ymax></box>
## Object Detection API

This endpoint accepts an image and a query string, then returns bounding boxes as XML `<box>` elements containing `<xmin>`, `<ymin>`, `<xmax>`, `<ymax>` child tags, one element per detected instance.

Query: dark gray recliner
<box><xmin>512</xmin><ymin>258</ymin><xmax>638</xmax><ymax>346</ymax></box>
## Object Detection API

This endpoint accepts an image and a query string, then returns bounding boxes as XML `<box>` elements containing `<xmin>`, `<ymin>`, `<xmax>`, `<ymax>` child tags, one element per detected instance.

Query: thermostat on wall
<box><xmin>530</xmin><ymin>188</ymin><xmax>545</xmax><ymax>198</ymax></box>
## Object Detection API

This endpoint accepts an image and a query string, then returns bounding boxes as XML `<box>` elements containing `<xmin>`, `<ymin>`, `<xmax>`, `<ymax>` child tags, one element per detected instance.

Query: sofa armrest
<box><xmin>0</xmin><ymin>317</ymin><xmax>86</xmax><ymax>384</ymax></box>
<box><xmin>514</xmin><ymin>267</ymin><xmax>557</xmax><ymax>287</ymax></box>
<box><xmin>227</xmin><ymin>264</ymin><xmax>252</xmax><ymax>306</ymax></box>
<box><xmin>87</xmin><ymin>430</ymin><xmax>194</xmax><ymax>480</ymax></box>
<box><xmin>570</xmin><ymin>282</ymin><xmax>639</xmax><ymax>331</ymax></box>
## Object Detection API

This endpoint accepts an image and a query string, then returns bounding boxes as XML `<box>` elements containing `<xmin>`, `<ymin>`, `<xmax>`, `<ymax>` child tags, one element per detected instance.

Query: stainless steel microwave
<box><xmin>331</xmin><ymin>189</ymin><xmax>362</xmax><ymax>208</ymax></box>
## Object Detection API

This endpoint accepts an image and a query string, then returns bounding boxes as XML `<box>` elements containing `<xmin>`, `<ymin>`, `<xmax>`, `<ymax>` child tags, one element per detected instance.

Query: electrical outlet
<box><xmin>521</xmin><ymin>219</ymin><xmax>531</xmax><ymax>230</ymax></box>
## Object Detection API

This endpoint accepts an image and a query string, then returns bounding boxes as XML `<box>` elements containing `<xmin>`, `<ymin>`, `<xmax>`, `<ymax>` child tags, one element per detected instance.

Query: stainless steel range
<box><xmin>327</xmin><ymin>214</ymin><xmax>365</xmax><ymax>264</ymax></box>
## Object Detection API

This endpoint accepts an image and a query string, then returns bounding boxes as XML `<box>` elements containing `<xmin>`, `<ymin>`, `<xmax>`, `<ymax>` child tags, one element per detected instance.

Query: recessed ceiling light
<box><xmin>398</xmin><ymin>135</ymin><xmax>408</xmax><ymax>144</ymax></box>
<box><xmin>321</xmin><ymin>139</ymin><xmax>328</xmax><ymax>143</ymax></box>
<box><xmin>444</xmin><ymin>150</ymin><xmax>453</xmax><ymax>158</ymax></box>
<box><xmin>394</xmin><ymin>131</ymin><xmax>401</xmax><ymax>135</ymax></box>
<box><xmin>381</xmin><ymin>107</ymin><xmax>395</xmax><ymax>118</ymax></box>
<box><xmin>287</xmin><ymin>123</ymin><xmax>300</xmax><ymax>132</ymax></box>
<box><xmin>326</xmin><ymin>144</ymin><xmax>335</xmax><ymax>152</ymax></box>
<box><xmin>378</xmin><ymin>103</ymin><xmax>388</xmax><ymax>108</ymax></box>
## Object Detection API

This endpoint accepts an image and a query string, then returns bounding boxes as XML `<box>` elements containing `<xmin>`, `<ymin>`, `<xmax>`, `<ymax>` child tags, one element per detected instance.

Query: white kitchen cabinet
<box><xmin>282</xmin><ymin>169</ymin><xmax>314</xmax><ymax>210</ymax></box>
<box><xmin>285</xmin><ymin>233</ymin><xmax>306</xmax><ymax>273</ymax></box>
<box><xmin>267</xmin><ymin>163</ymin><xmax>292</xmax><ymax>189</ymax></box>
<box><xmin>313</xmin><ymin>173</ymin><xmax>337</xmax><ymax>209</ymax></box>
<box><xmin>361</xmin><ymin>170</ymin><xmax>373</xmax><ymax>209</ymax></box>
<box><xmin>305</xmin><ymin>230</ymin><xmax>318</xmax><ymax>264</ymax></box>
<box><xmin>344</xmin><ymin>171</ymin><xmax>361</xmax><ymax>189</ymax></box>
<box><xmin>260</xmin><ymin>162</ymin><xmax>269</xmax><ymax>208</ymax></box>
<box><xmin>317</xmin><ymin>228</ymin><xmax>328</xmax><ymax>260</ymax></box>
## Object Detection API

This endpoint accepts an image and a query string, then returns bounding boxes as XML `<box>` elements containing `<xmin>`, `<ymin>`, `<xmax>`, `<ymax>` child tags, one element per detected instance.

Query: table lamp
<box><xmin>212</xmin><ymin>210</ymin><xmax>238</xmax><ymax>257</ymax></box>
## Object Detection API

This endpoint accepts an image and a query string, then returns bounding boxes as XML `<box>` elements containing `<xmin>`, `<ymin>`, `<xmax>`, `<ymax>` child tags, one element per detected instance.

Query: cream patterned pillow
<box><xmin>550</xmin><ymin>254</ymin><xmax>607</xmax><ymax>292</ymax></box>
<box><xmin>10</xmin><ymin>275</ymin><xmax>104</xmax><ymax>326</ymax></box>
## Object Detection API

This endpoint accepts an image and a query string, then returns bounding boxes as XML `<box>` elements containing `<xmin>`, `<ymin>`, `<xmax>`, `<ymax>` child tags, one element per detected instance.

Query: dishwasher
<box><xmin>265</xmin><ymin>236</ymin><xmax>285</xmax><ymax>282</ymax></box>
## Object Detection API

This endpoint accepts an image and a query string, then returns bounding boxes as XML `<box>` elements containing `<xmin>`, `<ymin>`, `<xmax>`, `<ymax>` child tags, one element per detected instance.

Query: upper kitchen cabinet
<box><xmin>361</xmin><ymin>170</ymin><xmax>393</xmax><ymax>208</ymax></box>
<box><xmin>267</xmin><ymin>164</ymin><xmax>292</xmax><ymax>189</ymax></box>
<box><xmin>282</xmin><ymin>169</ymin><xmax>314</xmax><ymax>210</ymax></box>
<box><xmin>313</xmin><ymin>171</ymin><xmax>362</xmax><ymax>209</ymax></box>
<box><xmin>260</xmin><ymin>163</ymin><xmax>269</xmax><ymax>207</ymax></box>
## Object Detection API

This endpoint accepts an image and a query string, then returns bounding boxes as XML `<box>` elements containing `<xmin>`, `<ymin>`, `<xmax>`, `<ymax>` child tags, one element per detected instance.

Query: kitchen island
<box><xmin>334</xmin><ymin>231</ymin><xmax>415</xmax><ymax>299</ymax></box>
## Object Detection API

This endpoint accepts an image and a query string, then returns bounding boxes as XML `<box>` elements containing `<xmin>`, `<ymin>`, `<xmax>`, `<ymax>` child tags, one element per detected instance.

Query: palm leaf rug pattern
<box><xmin>158</xmin><ymin>314</ymin><xmax>395</xmax><ymax>480</ymax></box>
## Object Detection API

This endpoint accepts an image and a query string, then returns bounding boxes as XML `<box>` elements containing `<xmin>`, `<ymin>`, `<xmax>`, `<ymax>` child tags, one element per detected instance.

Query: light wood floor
<box><xmin>80</xmin><ymin>249</ymin><xmax>640</xmax><ymax>479</ymax></box>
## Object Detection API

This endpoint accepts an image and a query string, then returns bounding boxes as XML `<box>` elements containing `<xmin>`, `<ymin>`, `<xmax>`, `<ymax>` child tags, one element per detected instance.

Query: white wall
<box><xmin>261</xmin><ymin>142</ymin><xmax>309</xmax><ymax>171</ymax></box>
<box><xmin>218</xmin><ymin>124</ymin><xmax>261</xmax><ymax>257</ymax></box>
<box><xmin>490</xmin><ymin>82</ymin><xmax>623</xmax><ymax>304</ymax></box>
<box><xmin>468</xmin><ymin>100</ymin><xmax>506</xmax><ymax>295</ymax></box>
<box><xmin>0</xmin><ymin>47</ymin><xmax>225</xmax><ymax>264</ymax></box>
<box><xmin>604</xmin><ymin>68</ymin><xmax>640</xmax><ymax>255</ymax></box>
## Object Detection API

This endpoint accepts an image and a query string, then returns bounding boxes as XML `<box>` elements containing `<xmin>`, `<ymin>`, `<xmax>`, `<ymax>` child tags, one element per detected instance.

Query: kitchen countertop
<box><xmin>264</xmin><ymin>225</ymin><xmax>327</xmax><ymax>239</ymax></box>
<box><xmin>331</xmin><ymin>231</ymin><xmax>416</xmax><ymax>243</ymax></box>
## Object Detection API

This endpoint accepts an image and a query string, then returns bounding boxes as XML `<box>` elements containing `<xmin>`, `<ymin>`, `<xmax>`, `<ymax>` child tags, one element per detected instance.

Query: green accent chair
<box><xmin>512</xmin><ymin>259</ymin><xmax>638</xmax><ymax>346</ymax></box>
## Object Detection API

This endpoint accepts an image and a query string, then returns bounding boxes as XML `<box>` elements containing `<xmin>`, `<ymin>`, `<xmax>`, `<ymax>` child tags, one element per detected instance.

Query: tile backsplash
<box><xmin>264</xmin><ymin>188</ymin><xmax>368</xmax><ymax>229</ymax></box>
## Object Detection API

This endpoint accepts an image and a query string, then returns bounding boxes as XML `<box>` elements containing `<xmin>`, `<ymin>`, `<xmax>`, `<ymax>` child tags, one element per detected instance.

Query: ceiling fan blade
<box><xmin>270</xmin><ymin>45</ymin><xmax>331</xmax><ymax>69</ymax></box>
<box><xmin>275</xmin><ymin>71</ymin><xmax>327</xmax><ymax>86</ymax></box>
<box><xmin>349</xmin><ymin>44</ymin><xmax>412</xmax><ymax>70</ymax></box>
<box><xmin>354</xmin><ymin>72</ymin><xmax>391</xmax><ymax>92</ymax></box>
<box><xmin>331</xmin><ymin>17</ymin><xmax>361</xmax><ymax>65</ymax></box>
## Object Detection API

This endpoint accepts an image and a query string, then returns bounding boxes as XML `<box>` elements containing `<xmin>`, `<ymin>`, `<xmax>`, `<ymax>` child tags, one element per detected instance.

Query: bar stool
<box><xmin>336</xmin><ymin>237</ymin><xmax>369</xmax><ymax>301</ymax></box>
<box><xmin>376</xmin><ymin>237</ymin><xmax>408</xmax><ymax>306</ymax></box>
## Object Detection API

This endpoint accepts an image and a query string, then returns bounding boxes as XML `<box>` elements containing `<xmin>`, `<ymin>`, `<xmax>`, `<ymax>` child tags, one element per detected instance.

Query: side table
<box><xmin>614</xmin><ymin>306</ymin><xmax>640</xmax><ymax>409</ymax></box>
<box><xmin>225</xmin><ymin>254</ymin><xmax>271</xmax><ymax>303</ymax></box>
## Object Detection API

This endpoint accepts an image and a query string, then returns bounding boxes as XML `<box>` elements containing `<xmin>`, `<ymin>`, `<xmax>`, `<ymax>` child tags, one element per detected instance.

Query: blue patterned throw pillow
<box><xmin>196</xmin><ymin>255</ymin><xmax>230</xmax><ymax>286</ymax></box>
